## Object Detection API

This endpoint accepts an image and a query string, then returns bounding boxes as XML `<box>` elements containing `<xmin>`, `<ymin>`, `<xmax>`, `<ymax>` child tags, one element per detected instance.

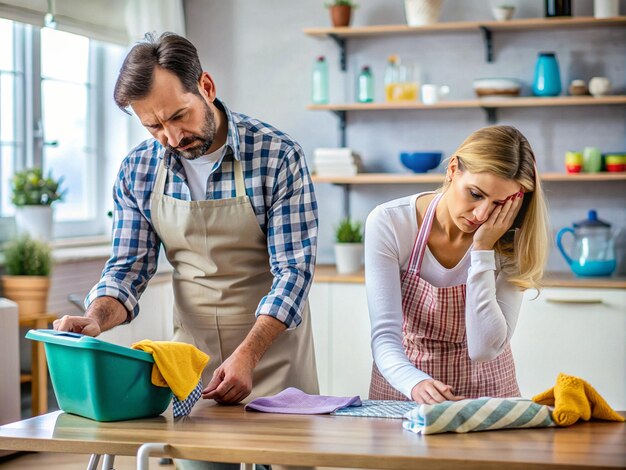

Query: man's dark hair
<box><xmin>113</xmin><ymin>32</ymin><xmax>203</xmax><ymax>113</ymax></box>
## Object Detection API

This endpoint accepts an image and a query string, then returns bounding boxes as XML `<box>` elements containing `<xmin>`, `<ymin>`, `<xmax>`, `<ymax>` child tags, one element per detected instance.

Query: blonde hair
<box><xmin>445</xmin><ymin>125</ymin><xmax>550</xmax><ymax>291</ymax></box>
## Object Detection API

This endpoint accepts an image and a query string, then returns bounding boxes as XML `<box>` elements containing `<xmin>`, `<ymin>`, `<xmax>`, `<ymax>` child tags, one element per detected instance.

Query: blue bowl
<box><xmin>400</xmin><ymin>152</ymin><xmax>443</xmax><ymax>173</ymax></box>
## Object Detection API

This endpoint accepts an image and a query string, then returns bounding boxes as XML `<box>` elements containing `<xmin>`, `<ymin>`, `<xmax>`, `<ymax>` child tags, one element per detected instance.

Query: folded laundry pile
<box><xmin>403</xmin><ymin>397</ymin><xmax>554</xmax><ymax>435</ymax></box>
<box><xmin>532</xmin><ymin>372</ymin><xmax>625</xmax><ymax>426</ymax></box>
<box><xmin>313</xmin><ymin>147</ymin><xmax>362</xmax><ymax>177</ymax></box>
<box><xmin>132</xmin><ymin>339</ymin><xmax>209</xmax><ymax>417</ymax></box>
<box><xmin>245</xmin><ymin>387</ymin><xmax>361</xmax><ymax>414</ymax></box>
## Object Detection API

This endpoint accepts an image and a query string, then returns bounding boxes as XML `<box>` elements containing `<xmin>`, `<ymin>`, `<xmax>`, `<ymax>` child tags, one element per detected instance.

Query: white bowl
<box><xmin>473</xmin><ymin>78</ymin><xmax>521</xmax><ymax>97</ymax></box>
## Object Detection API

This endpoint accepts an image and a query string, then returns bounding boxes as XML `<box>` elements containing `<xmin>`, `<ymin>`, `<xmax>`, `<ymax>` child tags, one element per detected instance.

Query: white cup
<box><xmin>588</xmin><ymin>77</ymin><xmax>611</xmax><ymax>97</ymax></box>
<box><xmin>421</xmin><ymin>84</ymin><xmax>450</xmax><ymax>105</ymax></box>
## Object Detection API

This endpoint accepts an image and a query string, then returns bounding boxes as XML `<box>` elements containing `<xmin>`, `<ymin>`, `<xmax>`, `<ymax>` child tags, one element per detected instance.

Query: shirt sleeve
<box><xmin>257</xmin><ymin>145</ymin><xmax>318</xmax><ymax>329</ymax></box>
<box><xmin>465</xmin><ymin>250</ymin><xmax>524</xmax><ymax>362</ymax></box>
<box><xmin>365</xmin><ymin>205</ymin><xmax>432</xmax><ymax>399</ymax></box>
<box><xmin>85</xmin><ymin>161</ymin><xmax>161</xmax><ymax>320</ymax></box>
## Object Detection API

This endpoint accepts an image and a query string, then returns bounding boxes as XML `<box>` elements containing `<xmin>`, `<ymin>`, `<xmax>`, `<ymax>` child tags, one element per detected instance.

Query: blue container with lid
<box><xmin>25</xmin><ymin>329</ymin><xmax>172</xmax><ymax>421</ymax></box>
<box><xmin>533</xmin><ymin>52</ymin><xmax>562</xmax><ymax>97</ymax></box>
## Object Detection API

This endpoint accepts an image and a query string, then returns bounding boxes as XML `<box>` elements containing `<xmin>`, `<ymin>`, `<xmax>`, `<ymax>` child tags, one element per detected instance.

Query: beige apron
<box><xmin>150</xmin><ymin>156</ymin><xmax>318</xmax><ymax>402</ymax></box>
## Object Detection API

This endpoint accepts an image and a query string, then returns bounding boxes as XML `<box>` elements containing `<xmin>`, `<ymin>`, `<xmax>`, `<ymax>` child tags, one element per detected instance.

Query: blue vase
<box><xmin>533</xmin><ymin>52</ymin><xmax>562</xmax><ymax>97</ymax></box>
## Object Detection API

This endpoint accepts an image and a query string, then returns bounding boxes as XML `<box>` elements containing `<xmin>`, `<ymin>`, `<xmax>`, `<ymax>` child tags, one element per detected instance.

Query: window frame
<box><xmin>0</xmin><ymin>21</ymin><xmax>119</xmax><ymax>241</ymax></box>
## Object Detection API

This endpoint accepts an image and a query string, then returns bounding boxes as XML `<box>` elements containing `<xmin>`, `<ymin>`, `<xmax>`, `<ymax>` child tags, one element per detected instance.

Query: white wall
<box><xmin>184</xmin><ymin>0</ymin><xmax>626</xmax><ymax>274</ymax></box>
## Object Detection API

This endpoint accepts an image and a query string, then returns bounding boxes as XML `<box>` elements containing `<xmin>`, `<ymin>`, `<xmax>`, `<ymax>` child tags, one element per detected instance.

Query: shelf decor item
<box><xmin>334</xmin><ymin>218</ymin><xmax>364</xmax><ymax>274</ymax></box>
<box><xmin>11</xmin><ymin>167</ymin><xmax>65</xmax><ymax>241</ymax></box>
<box><xmin>594</xmin><ymin>0</ymin><xmax>619</xmax><ymax>18</ymax></box>
<box><xmin>532</xmin><ymin>52</ymin><xmax>562</xmax><ymax>97</ymax></box>
<box><xmin>544</xmin><ymin>0</ymin><xmax>572</xmax><ymax>17</ymax></box>
<box><xmin>0</xmin><ymin>235</ymin><xmax>52</xmax><ymax>317</ymax></box>
<box><xmin>326</xmin><ymin>0</ymin><xmax>357</xmax><ymax>27</ymax></box>
<box><xmin>404</xmin><ymin>0</ymin><xmax>443</xmax><ymax>26</ymax></box>
<box><xmin>400</xmin><ymin>151</ymin><xmax>443</xmax><ymax>173</ymax></box>
<box><xmin>312</xmin><ymin>56</ymin><xmax>330</xmax><ymax>104</ymax></box>
<box><xmin>492</xmin><ymin>4</ymin><xmax>516</xmax><ymax>21</ymax></box>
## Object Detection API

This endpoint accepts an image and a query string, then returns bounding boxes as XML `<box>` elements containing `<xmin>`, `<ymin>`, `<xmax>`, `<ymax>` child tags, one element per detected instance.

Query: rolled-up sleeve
<box><xmin>85</xmin><ymin>161</ymin><xmax>160</xmax><ymax>320</ymax></box>
<box><xmin>258</xmin><ymin>146</ymin><xmax>318</xmax><ymax>329</ymax></box>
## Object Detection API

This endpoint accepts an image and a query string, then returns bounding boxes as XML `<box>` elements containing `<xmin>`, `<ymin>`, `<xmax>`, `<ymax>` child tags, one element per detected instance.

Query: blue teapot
<box><xmin>556</xmin><ymin>210</ymin><xmax>617</xmax><ymax>277</ymax></box>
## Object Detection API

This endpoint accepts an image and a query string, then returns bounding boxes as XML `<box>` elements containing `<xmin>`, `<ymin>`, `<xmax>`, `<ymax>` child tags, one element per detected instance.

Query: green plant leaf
<box><xmin>10</xmin><ymin>167</ymin><xmax>65</xmax><ymax>207</ymax></box>
<box><xmin>3</xmin><ymin>235</ymin><xmax>52</xmax><ymax>276</ymax></box>
<box><xmin>335</xmin><ymin>218</ymin><xmax>363</xmax><ymax>243</ymax></box>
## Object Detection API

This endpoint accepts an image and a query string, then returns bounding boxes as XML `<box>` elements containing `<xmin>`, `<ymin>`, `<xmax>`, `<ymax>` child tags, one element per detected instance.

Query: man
<box><xmin>54</xmin><ymin>32</ymin><xmax>319</xmax><ymax>409</ymax></box>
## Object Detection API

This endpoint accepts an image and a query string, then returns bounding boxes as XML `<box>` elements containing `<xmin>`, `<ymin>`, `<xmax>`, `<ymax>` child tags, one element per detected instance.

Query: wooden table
<box><xmin>0</xmin><ymin>402</ymin><xmax>624</xmax><ymax>469</ymax></box>
<box><xmin>18</xmin><ymin>313</ymin><xmax>58</xmax><ymax>416</ymax></box>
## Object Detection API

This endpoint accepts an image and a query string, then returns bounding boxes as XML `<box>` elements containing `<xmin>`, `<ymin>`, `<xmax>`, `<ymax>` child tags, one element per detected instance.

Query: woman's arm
<box><xmin>365</xmin><ymin>205</ymin><xmax>432</xmax><ymax>399</ymax></box>
<box><xmin>465</xmin><ymin>251</ymin><xmax>524</xmax><ymax>362</ymax></box>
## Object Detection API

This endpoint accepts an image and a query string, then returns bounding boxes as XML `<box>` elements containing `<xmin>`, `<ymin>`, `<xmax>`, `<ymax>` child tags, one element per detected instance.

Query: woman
<box><xmin>366</xmin><ymin>125</ymin><xmax>550</xmax><ymax>404</ymax></box>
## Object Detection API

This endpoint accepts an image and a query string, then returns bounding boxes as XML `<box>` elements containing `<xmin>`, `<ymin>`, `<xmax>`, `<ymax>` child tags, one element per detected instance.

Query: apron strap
<box><xmin>154</xmin><ymin>156</ymin><xmax>168</xmax><ymax>196</ymax></box>
<box><xmin>408</xmin><ymin>192</ymin><xmax>442</xmax><ymax>276</ymax></box>
<box><xmin>233</xmin><ymin>158</ymin><xmax>246</xmax><ymax>198</ymax></box>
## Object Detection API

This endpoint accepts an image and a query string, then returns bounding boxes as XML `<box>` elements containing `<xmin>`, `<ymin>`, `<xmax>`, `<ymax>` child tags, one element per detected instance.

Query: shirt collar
<box><xmin>160</xmin><ymin>98</ymin><xmax>241</xmax><ymax>168</ymax></box>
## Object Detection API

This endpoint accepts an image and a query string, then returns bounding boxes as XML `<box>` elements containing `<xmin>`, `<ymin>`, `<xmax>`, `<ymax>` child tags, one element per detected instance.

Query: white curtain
<box><xmin>125</xmin><ymin>0</ymin><xmax>186</xmax><ymax>44</ymax></box>
<box><xmin>0</xmin><ymin>0</ymin><xmax>186</xmax><ymax>45</ymax></box>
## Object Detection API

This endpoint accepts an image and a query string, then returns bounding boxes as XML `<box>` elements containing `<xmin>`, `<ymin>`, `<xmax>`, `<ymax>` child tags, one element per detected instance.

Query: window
<box><xmin>0</xmin><ymin>19</ymin><xmax>130</xmax><ymax>239</ymax></box>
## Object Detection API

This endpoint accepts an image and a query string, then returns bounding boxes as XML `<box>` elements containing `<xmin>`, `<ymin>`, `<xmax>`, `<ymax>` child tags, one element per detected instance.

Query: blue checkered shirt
<box><xmin>86</xmin><ymin>100</ymin><xmax>318</xmax><ymax>329</ymax></box>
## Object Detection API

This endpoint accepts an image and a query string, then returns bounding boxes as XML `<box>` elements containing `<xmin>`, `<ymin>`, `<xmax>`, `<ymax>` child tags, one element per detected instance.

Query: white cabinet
<box><xmin>310</xmin><ymin>282</ymin><xmax>371</xmax><ymax>398</ymax></box>
<box><xmin>511</xmin><ymin>287</ymin><xmax>626</xmax><ymax>409</ymax></box>
<box><xmin>98</xmin><ymin>276</ymin><xmax>174</xmax><ymax>347</ymax></box>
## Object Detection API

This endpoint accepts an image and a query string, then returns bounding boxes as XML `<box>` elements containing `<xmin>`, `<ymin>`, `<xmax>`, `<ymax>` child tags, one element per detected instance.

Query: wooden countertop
<box><xmin>0</xmin><ymin>405</ymin><xmax>624</xmax><ymax>469</ymax></box>
<box><xmin>314</xmin><ymin>264</ymin><xmax>626</xmax><ymax>289</ymax></box>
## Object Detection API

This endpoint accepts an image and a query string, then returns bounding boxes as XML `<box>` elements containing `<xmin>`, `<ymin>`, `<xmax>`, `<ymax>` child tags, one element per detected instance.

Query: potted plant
<box><xmin>1</xmin><ymin>235</ymin><xmax>52</xmax><ymax>317</ymax></box>
<box><xmin>11</xmin><ymin>167</ymin><xmax>65</xmax><ymax>241</ymax></box>
<box><xmin>334</xmin><ymin>218</ymin><xmax>364</xmax><ymax>274</ymax></box>
<box><xmin>326</xmin><ymin>0</ymin><xmax>357</xmax><ymax>27</ymax></box>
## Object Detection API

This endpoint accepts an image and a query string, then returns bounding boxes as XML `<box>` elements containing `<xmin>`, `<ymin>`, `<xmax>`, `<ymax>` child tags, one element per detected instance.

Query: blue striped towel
<box><xmin>403</xmin><ymin>397</ymin><xmax>555</xmax><ymax>434</ymax></box>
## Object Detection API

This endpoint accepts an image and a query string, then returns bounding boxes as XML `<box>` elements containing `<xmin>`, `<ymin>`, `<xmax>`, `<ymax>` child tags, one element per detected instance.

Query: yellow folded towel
<box><xmin>532</xmin><ymin>372</ymin><xmax>625</xmax><ymax>426</ymax></box>
<box><xmin>131</xmin><ymin>340</ymin><xmax>210</xmax><ymax>401</ymax></box>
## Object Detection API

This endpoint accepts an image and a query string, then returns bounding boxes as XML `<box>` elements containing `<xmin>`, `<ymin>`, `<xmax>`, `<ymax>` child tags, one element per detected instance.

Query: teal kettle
<box><xmin>556</xmin><ymin>210</ymin><xmax>617</xmax><ymax>277</ymax></box>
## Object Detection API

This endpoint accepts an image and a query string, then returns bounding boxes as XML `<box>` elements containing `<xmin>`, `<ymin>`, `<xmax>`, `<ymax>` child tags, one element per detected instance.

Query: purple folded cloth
<box><xmin>244</xmin><ymin>387</ymin><xmax>362</xmax><ymax>414</ymax></box>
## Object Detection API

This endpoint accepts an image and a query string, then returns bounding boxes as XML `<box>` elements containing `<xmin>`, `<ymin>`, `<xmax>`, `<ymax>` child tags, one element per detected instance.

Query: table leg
<box><xmin>240</xmin><ymin>464</ymin><xmax>255</xmax><ymax>470</ymax></box>
<box><xmin>31</xmin><ymin>318</ymin><xmax>49</xmax><ymax>415</ymax></box>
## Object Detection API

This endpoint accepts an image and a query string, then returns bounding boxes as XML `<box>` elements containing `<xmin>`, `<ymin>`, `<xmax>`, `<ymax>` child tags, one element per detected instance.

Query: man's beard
<box><xmin>167</xmin><ymin>101</ymin><xmax>216</xmax><ymax>160</ymax></box>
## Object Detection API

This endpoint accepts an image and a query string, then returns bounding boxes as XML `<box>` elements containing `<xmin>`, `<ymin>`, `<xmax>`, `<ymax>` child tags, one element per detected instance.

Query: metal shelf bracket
<box><xmin>482</xmin><ymin>107</ymin><xmax>498</xmax><ymax>124</ymax></box>
<box><xmin>332</xmin><ymin>110</ymin><xmax>347</xmax><ymax>147</ymax></box>
<box><xmin>329</xmin><ymin>34</ymin><xmax>347</xmax><ymax>71</ymax></box>
<box><xmin>480</xmin><ymin>26</ymin><xmax>493</xmax><ymax>63</ymax></box>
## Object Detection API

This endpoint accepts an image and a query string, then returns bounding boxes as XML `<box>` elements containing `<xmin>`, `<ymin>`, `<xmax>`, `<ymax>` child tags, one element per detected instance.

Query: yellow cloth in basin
<box><xmin>132</xmin><ymin>340</ymin><xmax>209</xmax><ymax>400</ymax></box>
<box><xmin>532</xmin><ymin>372</ymin><xmax>625</xmax><ymax>426</ymax></box>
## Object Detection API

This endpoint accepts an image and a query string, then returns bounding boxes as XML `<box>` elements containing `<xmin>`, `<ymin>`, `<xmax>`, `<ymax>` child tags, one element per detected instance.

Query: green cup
<box><xmin>583</xmin><ymin>147</ymin><xmax>602</xmax><ymax>173</ymax></box>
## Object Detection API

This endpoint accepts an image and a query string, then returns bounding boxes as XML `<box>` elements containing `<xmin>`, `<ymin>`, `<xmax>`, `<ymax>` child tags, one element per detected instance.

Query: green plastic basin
<box><xmin>25</xmin><ymin>329</ymin><xmax>172</xmax><ymax>421</ymax></box>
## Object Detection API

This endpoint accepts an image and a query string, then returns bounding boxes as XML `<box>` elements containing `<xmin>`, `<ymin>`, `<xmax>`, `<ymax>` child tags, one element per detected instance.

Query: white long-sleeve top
<box><xmin>365</xmin><ymin>193</ymin><xmax>523</xmax><ymax>399</ymax></box>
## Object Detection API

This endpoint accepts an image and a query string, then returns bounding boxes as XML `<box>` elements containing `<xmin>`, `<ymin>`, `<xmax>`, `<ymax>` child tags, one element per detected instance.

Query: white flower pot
<box><xmin>594</xmin><ymin>0</ymin><xmax>619</xmax><ymax>18</ymax></box>
<box><xmin>334</xmin><ymin>243</ymin><xmax>364</xmax><ymax>274</ymax></box>
<box><xmin>15</xmin><ymin>206</ymin><xmax>53</xmax><ymax>241</ymax></box>
<box><xmin>404</xmin><ymin>0</ymin><xmax>443</xmax><ymax>26</ymax></box>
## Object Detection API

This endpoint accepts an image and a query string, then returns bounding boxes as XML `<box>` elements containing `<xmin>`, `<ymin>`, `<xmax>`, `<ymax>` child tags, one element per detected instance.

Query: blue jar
<box><xmin>532</xmin><ymin>52</ymin><xmax>562</xmax><ymax>97</ymax></box>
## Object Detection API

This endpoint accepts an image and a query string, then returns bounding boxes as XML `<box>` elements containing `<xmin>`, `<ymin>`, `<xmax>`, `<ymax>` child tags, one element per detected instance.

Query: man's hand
<box><xmin>201</xmin><ymin>350</ymin><xmax>255</xmax><ymax>404</ymax></box>
<box><xmin>411</xmin><ymin>379</ymin><xmax>465</xmax><ymax>404</ymax></box>
<box><xmin>201</xmin><ymin>314</ymin><xmax>287</xmax><ymax>404</ymax></box>
<box><xmin>53</xmin><ymin>296</ymin><xmax>127</xmax><ymax>337</ymax></box>
<box><xmin>53</xmin><ymin>315</ymin><xmax>102</xmax><ymax>336</ymax></box>
<box><xmin>473</xmin><ymin>191</ymin><xmax>524</xmax><ymax>251</ymax></box>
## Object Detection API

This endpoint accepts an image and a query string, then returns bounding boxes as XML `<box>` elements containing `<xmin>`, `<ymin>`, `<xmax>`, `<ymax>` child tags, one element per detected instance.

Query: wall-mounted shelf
<box><xmin>305</xmin><ymin>16</ymin><xmax>626</xmax><ymax>66</ymax></box>
<box><xmin>309</xmin><ymin>96</ymin><xmax>626</xmax><ymax>139</ymax></box>
<box><xmin>312</xmin><ymin>172</ymin><xmax>626</xmax><ymax>185</ymax></box>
